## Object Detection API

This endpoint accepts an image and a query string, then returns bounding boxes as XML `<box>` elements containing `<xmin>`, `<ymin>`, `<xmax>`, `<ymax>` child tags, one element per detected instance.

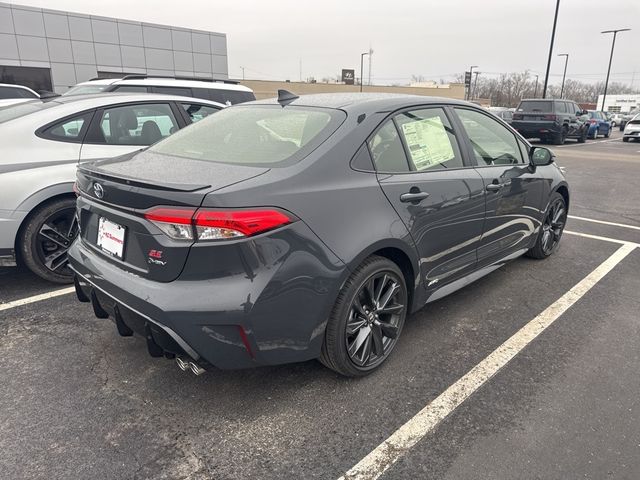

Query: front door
<box><xmin>370</xmin><ymin>107</ymin><xmax>486</xmax><ymax>292</ymax></box>
<box><xmin>453</xmin><ymin>107</ymin><xmax>545</xmax><ymax>266</ymax></box>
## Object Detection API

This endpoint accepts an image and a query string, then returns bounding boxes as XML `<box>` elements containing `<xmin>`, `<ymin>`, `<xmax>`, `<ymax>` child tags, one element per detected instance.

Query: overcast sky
<box><xmin>10</xmin><ymin>0</ymin><xmax>640</xmax><ymax>86</ymax></box>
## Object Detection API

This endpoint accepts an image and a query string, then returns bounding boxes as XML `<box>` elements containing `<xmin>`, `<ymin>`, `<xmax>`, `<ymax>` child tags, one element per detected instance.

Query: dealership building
<box><xmin>597</xmin><ymin>94</ymin><xmax>640</xmax><ymax>114</ymax></box>
<box><xmin>0</xmin><ymin>2</ymin><xmax>228</xmax><ymax>93</ymax></box>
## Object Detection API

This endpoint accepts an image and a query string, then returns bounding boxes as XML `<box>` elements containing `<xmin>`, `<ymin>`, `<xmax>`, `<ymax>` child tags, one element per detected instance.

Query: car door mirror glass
<box><xmin>530</xmin><ymin>147</ymin><xmax>555</xmax><ymax>166</ymax></box>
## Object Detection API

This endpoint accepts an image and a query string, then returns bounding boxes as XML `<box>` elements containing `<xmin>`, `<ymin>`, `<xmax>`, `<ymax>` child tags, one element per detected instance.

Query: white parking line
<box><xmin>339</xmin><ymin>242</ymin><xmax>637</xmax><ymax>480</ymax></box>
<box><xmin>564</xmin><ymin>230</ymin><xmax>640</xmax><ymax>247</ymax></box>
<box><xmin>568</xmin><ymin>215</ymin><xmax>640</xmax><ymax>231</ymax></box>
<box><xmin>0</xmin><ymin>287</ymin><xmax>75</xmax><ymax>312</ymax></box>
<box><xmin>554</xmin><ymin>138</ymin><xmax>620</xmax><ymax>148</ymax></box>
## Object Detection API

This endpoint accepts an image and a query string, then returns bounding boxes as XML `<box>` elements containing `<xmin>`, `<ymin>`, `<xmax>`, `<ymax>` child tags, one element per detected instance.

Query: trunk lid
<box><xmin>76</xmin><ymin>151</ymin><xmax>269</xmax><ymax>282</ymax></box>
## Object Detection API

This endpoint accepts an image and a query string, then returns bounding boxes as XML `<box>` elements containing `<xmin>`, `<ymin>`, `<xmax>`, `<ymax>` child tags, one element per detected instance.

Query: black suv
<box><xmin>511</xmin><ymin>99</ymin><xmax>589</xmax><ymax>144</ymax></box>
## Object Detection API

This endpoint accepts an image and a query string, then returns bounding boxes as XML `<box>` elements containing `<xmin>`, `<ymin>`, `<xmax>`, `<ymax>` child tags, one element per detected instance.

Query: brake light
<box><xmin>194</xmin><ymin>209</ymin><xmax>293</xmax><ymax>240</ymax></box>
<box><xmin>542</xmin><ymin>115</ymin><xmax>557</xmax><ymax>120</ymax></box>
<box><xmin>590</xmin><ymin>119</ymin><xmax>597</xmax><ymax>124</ymax></box>
<box><xmin>144</xmin><ymin>207</ymin><xmax>197</xmax><ymax>240</ymax></box>
<box><xmin>144</xmin><ymin>207</ymin><xmax>293</xmax><ymax>241</ymax></box>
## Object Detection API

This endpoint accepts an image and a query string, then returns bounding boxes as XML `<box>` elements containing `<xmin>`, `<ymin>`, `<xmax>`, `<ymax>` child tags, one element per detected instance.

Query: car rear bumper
<box><xmin>68</xmin><ymin>221</ymin><xmax>347</xmax><ymax>370</ymax></box>
<box><xmin>511</xmin><ymin>120</ymin><xmax>560</xmax><ymax>138</ymax></box>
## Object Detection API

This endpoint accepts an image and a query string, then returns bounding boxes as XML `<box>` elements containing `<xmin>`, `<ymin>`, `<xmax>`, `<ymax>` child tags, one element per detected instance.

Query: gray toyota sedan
<box><xmin>70</xmin><ymin>92</ymin><xmax>569</xmax><ymax>377</ymax></box>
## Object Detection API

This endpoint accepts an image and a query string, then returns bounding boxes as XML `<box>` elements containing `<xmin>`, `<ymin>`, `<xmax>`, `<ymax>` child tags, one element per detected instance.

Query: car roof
<box><xmin>74</xmin><ymin>77</ymin><xmax>252</xmax><ymax>92</ymax></box>
<box><xmin>41</xmin><ymin>92</ymin><xmax>225</xmax><ymax>108</ymax></box>
<box><xmin>248</xmin><ymin>92</ymin><xmax>474</xmax><ymax>113</ymax></box>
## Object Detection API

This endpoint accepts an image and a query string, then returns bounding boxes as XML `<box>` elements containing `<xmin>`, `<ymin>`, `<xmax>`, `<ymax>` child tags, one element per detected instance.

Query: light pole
<box><xmin>240</xmin><ymin>66</ymin><xmax>245</xmax><ymax>80</ymax></box>
<box><xmin>543</xmin><ymin>0</ymin><xmax>561</xmax><ymax>98</ymax></box>
<box><xmin>360</xmin><ymin>52</ymin><xmax>370</xmax><ymax>92</ymax></box>
<box><xmin>533</xmin><ymin>74</ymin><xmax>539</xmax><ymax>98</ymax></box>
<box><xmin>557</xmin><ymin>53</ymin><xmax>569</xmax><ymax>97</ymax></box>
<box><xmin>601</xmin><ymin>28</ymin><xmax>631</xmax><ymax>111</ymax></box>
<box><xmin>472</xmin><ymin>71</ymin><xmax>480</xmax><ymax>101</ymax></box>
<box><xmin>466</xmin><ymin>65</ymin><xmax>478</xmax><ymax>100</ymax></box>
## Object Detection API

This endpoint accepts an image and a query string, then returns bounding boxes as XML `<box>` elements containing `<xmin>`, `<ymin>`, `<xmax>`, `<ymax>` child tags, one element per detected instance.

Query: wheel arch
<box><xmin>553</xmin><ymin>183</ymin><xmax>570</xmax><ymax>211</ymax></box>
<box><xmin>345</xmin><ymin>239</ymin><xmax>423</xmax><ymax>314</ymax></box>
<box><xmin>14</xmin><ymin>183</ymin><xmax>76</xmax><ymax>258</ymax></box>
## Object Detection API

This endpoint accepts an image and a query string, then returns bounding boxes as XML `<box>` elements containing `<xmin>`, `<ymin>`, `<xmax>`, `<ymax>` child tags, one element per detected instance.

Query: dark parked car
<box><xmin>70</xmin><ymin>93</ymin><xmax>570</xmax><ymax>377</ymax></box>
<box><xmin>511</xmin><ymin>98</ymin><xmax>589</xmax><ymax>144</ymax></box>
<box><xmin>586</xmin><ymin>110</ymin><xmax>611</xmax><ymax>139</ymax></box>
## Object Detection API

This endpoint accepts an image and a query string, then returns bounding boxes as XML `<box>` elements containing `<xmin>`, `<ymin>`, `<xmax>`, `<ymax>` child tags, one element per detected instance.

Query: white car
<box><xmin>0</xmin><ymin>93</ymin><xmax>224</xmax><ymax>282</ymax></box>
<box><xmin>64</xmin><ymin>75</ymin><xmax>255</xmax><ymax>105</ymax></box>
<box><xmin>623</xmin><ymin>113</ymin><xmax>640</xmax><ymax>142</ymax></box>
<box><xmin>0</xmin><ymin>83</ymin><xmax>40</xmax><ymax>108</ymax></box>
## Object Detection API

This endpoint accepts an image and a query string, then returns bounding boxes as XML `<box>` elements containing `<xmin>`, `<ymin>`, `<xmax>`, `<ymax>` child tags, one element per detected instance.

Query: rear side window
<box><xmin>517</xmin><ymin>101</ymin><xmax>552</xmax><ymax>112</ymax></box>
<box><xmin>95</xmin><ymin>103</ymin><xmax>178</xmax><ymax>146</ymax></box>
<box><xmin>0</xmin><ymin>86</ymin><xmax>36</xmax><ymax>99</ymax></box>
<box><xmin>180</xmin><ymin>103</ymin><xmax>219</xmax><ymax>123</ymax></box>
<box><xmin>368</xmin><ymin>120</ymin><xmax>409</xmax><ymax>172</ymax></box>
<box><xmin>204</xmin><ymin>89</ymin><xmax>256</xmax><ymax>105</ymax></box>
<box><xmin>149</xmin><ymin>105</ymin><xmax>344</xmax><ymax>167</ymax></box>
<box><xmin>556</xmin><ymin>102</ymin><xmax>567</xmax><ymax>113</ymax></box>
<box><xmin>41</xmin><ymin>112</ymin><xmax>92</xmax><ymax>142</ymax></box>
<box><xmin>152</xmin><ymin>86</ymin><xmax>193</xmax><ymax>97</ymax></box>
<box><xmin>394</xmin><ymin>108</ymin><xmax>463</xmax><ymax>171</ymax></box>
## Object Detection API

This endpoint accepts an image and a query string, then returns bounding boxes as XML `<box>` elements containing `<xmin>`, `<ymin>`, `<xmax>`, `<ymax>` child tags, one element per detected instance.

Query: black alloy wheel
<box><xmin>345</xmin><ymin>271</ymin><xmax>405</xmax><ymax>368</ymax></box>
<box><xmin>20</xmin><ymin>197</ymin><xmax>78</xmax><ymax>283</ymax></box>
<box><xmin>320</xmin><ymin>256</ymin><xmax>408</xmax><ymax>376</ymax></box>
<box><xmin>527</xmin><ymin>192</ymin><xmax>567</xmax><ymax>259</ymax></box>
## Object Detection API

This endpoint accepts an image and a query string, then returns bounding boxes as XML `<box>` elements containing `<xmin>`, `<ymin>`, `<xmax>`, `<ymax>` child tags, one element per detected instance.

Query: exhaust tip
<box><xmin>176</xmin><ymin>356</ymin><xmax>189</xmax><ymax>371</ymax></box>
<box><xmin>176</xmin><ymin>357</ymin><xmax>205</xmax><ymax>375</ymax></box>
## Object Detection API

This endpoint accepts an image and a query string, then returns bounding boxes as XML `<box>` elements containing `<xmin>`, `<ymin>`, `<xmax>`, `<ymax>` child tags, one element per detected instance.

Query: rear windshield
<box><xmin>149</xmin><ymin>105</ymin><xmax>345</xmax><ymax>167</ymax></box>
<box><xmin>0</xmin><ymin>100</ymin><xmax>56</xmax><ymax>123</ymax></box>
<box><xmin>517</xmin><ymin>101</ymin><xmax>553</xmax><ymax>112</ymax></box>
<box><xmin>63</xmin><ymin>84</ymin><xmax>109</xmax><ymax>96</ymax></box>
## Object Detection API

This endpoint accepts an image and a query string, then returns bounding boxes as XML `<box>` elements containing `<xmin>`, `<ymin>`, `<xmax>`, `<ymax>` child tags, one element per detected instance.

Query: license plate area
<box><xmin>97</xmin><ymin>217</ymin><xmax>126</xmax><ymax>259</ymax></box>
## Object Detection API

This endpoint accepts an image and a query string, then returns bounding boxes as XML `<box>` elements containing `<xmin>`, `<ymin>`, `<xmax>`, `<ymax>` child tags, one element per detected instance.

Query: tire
<box><xmin>611</xmin><ymin>121</ymin><xmax>616</xmax><ymax>128</ymax></box>
<box><xmin>552</xmin><ymin>130</ymin><xmax>566</xmax><ymax>145</ymax></box>
<box><xmin>320</xmin><ymin>256</ymin><xmax>408</xmax><ymax>377</ymax></box>
<box><xmin>577</xmin><ymin>129</ymin><xmax>587</xmax><ymax>143</ymax></box>
<box><xmin>19</xmin><ymin>197</ymin><xmax>78</xmax><ymax>283</ymax></box>
<box><xmin>604</xmin><ymin>128</ymin><xmax>610</xmax><ymax>138</ymax></box>
<box><xmin>590</xmin><ymin>128</ymin><xmax>598</xmax><ymax>139</ymax></box>
<box><xmin>623</xmin><ymin>137</ymin><xmax>629</xmax><ymax>142</ymax></box>
<box><xmin>526</xmin><ymin>192</ymin><xmax>567</xmax><ymax>260</ymax></box>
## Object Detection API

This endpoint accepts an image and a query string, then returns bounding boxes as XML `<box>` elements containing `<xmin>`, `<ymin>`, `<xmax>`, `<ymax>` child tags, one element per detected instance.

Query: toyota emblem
<box><xmin>93</xmin><ymin>182</ymin><xmax>104</xmax><ymax>199</ymax></box>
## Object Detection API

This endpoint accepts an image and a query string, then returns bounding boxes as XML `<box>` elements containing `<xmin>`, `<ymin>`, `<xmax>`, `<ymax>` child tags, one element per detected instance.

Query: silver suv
<box><xmin>0</xmin><ymin>93</ymin><xmax>223</xmax><ymax>282</ymax></box>
<box><xmin>64</xmin><ymin>75</ymin><xmax>255</xmax><ymax>105</ymax></box>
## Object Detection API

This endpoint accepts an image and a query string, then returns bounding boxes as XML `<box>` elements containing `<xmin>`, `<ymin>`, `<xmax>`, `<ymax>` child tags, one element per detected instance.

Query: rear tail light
<box><xmin>144</xmin><ymin>207</ymin><xmax>294</xmax><ymax>241</ymax></box>
<box><xmin>542</xmin><ymin>114</ymin><xmax>557</xmax><ymax>120</ymax></box>
<box><xmin>590</xmin><ymin>119</ymin><xmax>597</xmax><ymax>124</ymax></box>
<box><xmin>512</xmin><ymin>113</ymin><xmax>523</xmax><ymax>120</ymax></box>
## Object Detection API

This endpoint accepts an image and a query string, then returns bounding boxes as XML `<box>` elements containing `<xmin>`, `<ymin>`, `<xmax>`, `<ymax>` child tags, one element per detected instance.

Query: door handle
<box><xmin>486</xmin><ymin>180</ymin><xmax>511</xmax><ymax>192</ymax></box>
<box><xmin>400</xmin><ymin>191</ymin><xmax>430</xmax><ymax>203</ymax></box>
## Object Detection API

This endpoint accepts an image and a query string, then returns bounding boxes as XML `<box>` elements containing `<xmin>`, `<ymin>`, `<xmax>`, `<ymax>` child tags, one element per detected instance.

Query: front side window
<box><xmin>180</xmin><ymin>103</ymin><xmax>219</xmax><ymax>123</ymax></box>
<box><xmin>455</xmin><ymin>108</ymin><xmax>524</xmax><ymax>166</ymax></box>
<box><xmin>394</xmin><ymin>108</ymin><xmax>463</xmax><ymax>171</ymax></box>
<box><xmin>150</xmin><ymin>105</ymin><xmax>343</xmax><ymax>167</ymax></box>
<box><xmin>97</xmin><ymin>103</ymin><xmax>178</xmax><ymax>146</ymax></box>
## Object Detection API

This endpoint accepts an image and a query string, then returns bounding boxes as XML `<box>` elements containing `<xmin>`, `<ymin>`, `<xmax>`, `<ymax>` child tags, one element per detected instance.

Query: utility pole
<box><xmin>368</xmin><ymin>46</ymin><xmax>373</xmax><ymax>86</ymax></box>
<box><xmin>533</xmin><ymin>74</ymin><xmax>539</xmax><ymax>98</ymax></box>
<box><xmin>558</xmin><ymin>53</ymin><xmax>569</xmax><ymax>98</ymax></box>
<box><xmin>543</xmin><ymin>0</ymin><xmax>561</xmax><ymax>98</ymax></box>
<box><xmin>360</xmin><ymin>51</ymin><xmax>370</xmax><ymax>92</ymax></box>
<box><xmin>466</xmin><ymin>65</ymin><xmax>478</xmax><ymax>100</ymax></box>
<box><xmin>601</xmin><ymin>28</ymin><xmax>631</xmax><ymax>111</ymax></box>
<box><xmin>299</xmin><ymin>58</ymin><xmax>302</xmax><ymax>82</ymax></box>
<box><xmin>240</xmin><ymin>66</ymin><xmax>245</xmax><ymax>80</ymax></box>
<box><xmin>472</xmin><ymin>71</ymin><xmax>480</xmax><ymax>101</ymax></box>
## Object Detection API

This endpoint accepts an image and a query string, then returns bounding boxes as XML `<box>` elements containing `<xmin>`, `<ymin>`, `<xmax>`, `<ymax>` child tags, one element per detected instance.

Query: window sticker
<box><xmin>400</xmin><ymin>116</ymin><xmax>455</xmax><ymax>170</ymax></box>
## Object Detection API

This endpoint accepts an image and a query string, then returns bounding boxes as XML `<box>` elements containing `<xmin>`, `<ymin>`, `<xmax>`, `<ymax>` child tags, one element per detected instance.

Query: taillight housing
<box><xmin>590</xmin><ymin>119</ymin><xmax>597</xmax><ymax>124</ymax></box>
<box><xmin>144</xmin><ymin>207</ymin><xmax>294</xmax><ymax>241</ymax></box>
<box><xmin>512</xmin><ymin>113</ymin><xmax>523</xmax><ymax>120</ymax></box>
<box><xmin>542</xmin><ymin>114</ymin><xmax>557</xmax><ymax>120</ymax></box>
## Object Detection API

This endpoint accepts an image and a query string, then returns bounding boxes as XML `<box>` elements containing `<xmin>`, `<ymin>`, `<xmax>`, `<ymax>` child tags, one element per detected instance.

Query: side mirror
<box><xmin>530</xmin><ymin>146</ymin><xmax>555</xmax><ymax>167</ymax></box>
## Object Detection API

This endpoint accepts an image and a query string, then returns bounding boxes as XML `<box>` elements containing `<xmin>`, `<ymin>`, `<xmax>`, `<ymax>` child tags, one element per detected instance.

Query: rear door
<box><xmin>452</xmin><ymin>107</ymin><xmax>544</xmax><ymax>266</ymax></box>
<box><xmin>371</xmin><ymin>106</ymin><xmax>486</xmax><ymax>291</ymax></box>
<box><xmin>79</xmin><ymin>101</ymin><xmax>185</xmax><ymax>161</ymax></box>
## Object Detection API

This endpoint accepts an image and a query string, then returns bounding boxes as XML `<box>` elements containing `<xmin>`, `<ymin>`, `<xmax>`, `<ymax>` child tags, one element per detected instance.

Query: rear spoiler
<box><xmin>78</xmin><ymin>164</ymin><xmax>211</xmax><ymax>192</ymax></box>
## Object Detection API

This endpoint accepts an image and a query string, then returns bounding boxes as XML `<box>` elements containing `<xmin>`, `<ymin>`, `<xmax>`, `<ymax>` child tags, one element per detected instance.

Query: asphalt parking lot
<box><xmin>1</xmin><ymin>130</ymin><xmax>639</xmax><ymax>480</ymax></box>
